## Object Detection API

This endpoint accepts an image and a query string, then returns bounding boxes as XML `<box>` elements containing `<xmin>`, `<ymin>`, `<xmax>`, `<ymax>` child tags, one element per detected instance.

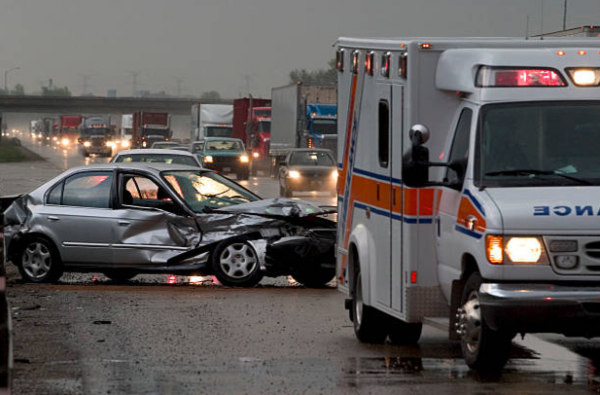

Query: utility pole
<box><xmin>127</xmin><ymin>71</ymin><xmax>140</xmax><ymax>97</ymax></box>
<box><xmin>175</xmin><ymin>78</ymin><xmax>184</xmax><ymax>97</ymax></box>
<box><xmin>79</xmin><ymin>74</ymin><xmax>92</xmax><ymax>95</ymax></box>
<box><xmin>563</xmin><ymin>0</ymin><xmax>568</xmax><ymax>30</ymax></box>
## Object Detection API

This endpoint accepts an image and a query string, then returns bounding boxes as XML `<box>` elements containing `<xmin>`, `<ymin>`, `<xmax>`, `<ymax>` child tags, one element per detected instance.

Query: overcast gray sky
<box><xmin>1</xmin><ymin>0</ymin><xmax>599</xmax><ymax>98</ymax></box>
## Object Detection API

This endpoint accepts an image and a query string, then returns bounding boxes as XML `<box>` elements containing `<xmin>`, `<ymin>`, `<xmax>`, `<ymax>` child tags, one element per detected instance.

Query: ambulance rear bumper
<box><xmin>479</xmin><ymin>283</ymin><xmax>600</xmax><ymax>337</ymax></box>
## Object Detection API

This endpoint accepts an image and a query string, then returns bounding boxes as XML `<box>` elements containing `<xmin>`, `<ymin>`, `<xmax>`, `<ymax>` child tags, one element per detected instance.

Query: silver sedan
<box><xmin>3</xmin><ymin>163</ymin><xmax>336</xmax><ymax>287</ymax></box>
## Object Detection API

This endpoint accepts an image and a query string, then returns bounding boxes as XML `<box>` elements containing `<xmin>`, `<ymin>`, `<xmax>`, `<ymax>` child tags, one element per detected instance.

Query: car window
<box><xmin>47</xmin><ymin>182</ymin><xmax>63</xmax><ymax>205</ymax></box>
<box><xmin>289</xmin><ymin>151</ymin><xmax>334</xmax><ymax>166</ymax></box>
<box><xmin>205</xmin><ymin>140</ymin><xmax>243</xmax><ymax>151</ymax></box>
<box><xmin>61</xmin><ymin>172</ymin><xmax>113</xmax><ymax>208</ymax></box>
<box><xmin>122</xmin><ymin>175</ymin><xmax>179</xmax><ymax>213</ymax></box>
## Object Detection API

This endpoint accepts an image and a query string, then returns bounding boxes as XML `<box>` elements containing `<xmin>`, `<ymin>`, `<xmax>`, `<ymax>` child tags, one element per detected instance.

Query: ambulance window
<box><xmin>378</xmin><ymin>100</ymin><xmax>390</xmax><ymax>168</ymax></box>
<box><xmin>446</xmin><ymin>108</ymin><xmax>472</xmax><ymax>188</ymax></box>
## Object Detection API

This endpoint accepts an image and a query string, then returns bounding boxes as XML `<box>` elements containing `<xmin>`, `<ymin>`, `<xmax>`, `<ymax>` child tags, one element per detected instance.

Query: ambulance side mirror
<box><xmin>403</xmin><ymin>124</ymin><xmax>431</xmax><ymax>187</ymax></box>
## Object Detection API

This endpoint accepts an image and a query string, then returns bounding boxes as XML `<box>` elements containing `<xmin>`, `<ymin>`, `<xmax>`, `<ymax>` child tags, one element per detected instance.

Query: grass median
<box><xmin>0</xmin><ymin>138</ymin><xmax>43</xmax><ymax>163</ymax></box>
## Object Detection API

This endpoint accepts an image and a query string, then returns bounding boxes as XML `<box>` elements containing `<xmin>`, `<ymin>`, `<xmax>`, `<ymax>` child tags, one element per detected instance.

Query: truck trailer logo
<box><xmin>534</xmin><ymin>205</ymin><xmax>600</xmax><ymax>216</ymax></box>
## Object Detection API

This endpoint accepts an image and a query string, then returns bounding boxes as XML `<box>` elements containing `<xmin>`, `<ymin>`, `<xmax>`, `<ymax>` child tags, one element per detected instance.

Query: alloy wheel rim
<box><xmin>219</xmin><ymin>243</ymin><xmax>258</xmax><ymax>279</ymax></box>
<box><xmin>459</xmin><ymin>290</ymin><xmax>482</xmax><ymax>354</ymax></box>
<box><xmin>22</xmin><ymin>242</ymin><xmax>52</xmax><ymax>279</ymax></box>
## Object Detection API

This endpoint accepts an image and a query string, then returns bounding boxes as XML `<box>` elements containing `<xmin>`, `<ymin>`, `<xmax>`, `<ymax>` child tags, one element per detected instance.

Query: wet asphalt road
<box><xmin>4</xmin><ymin>137</ymin><xmax>600</xmax><ymax>394</ymax></box>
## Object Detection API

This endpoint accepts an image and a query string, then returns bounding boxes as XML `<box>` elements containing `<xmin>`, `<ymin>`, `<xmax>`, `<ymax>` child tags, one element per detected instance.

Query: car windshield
<box><xmin>312</xmin><ymin>119</ymin><xmax>337</xmax><ymax>135</ymax></box>
<box><xmin>115</xmin><ymin>154</ymin><xmax>198</xmax><ymax>167</ymax></box>
<box><xmin>289</xmin><ymin>151</ymin><xmax>334</xmax><ymax>166</ymax></box>
<box><xmin>205</xmin><ymin>127</ymin><xmax>233</xmax><ymax>138</ymax></box>
<box><xmin>205</xmin><ymin>140</ymin><xmax>243</xmax><ymax>151</ymax></box>
<box><xmin>477</xmin><ymin>102</ymin><xmax>600</xmax><ymax>187</ymax></box>
<box><xmin>162</xmin><ymin>170</ymin><xmax>259</xmax><ymax>212</ymax></box>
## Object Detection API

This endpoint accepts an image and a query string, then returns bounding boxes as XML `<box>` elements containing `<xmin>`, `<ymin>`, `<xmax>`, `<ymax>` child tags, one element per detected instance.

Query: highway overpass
<box><xmin>0</xmin><ymin>96</ymin><xmax>233</xmax><ymax>115</ymax></box>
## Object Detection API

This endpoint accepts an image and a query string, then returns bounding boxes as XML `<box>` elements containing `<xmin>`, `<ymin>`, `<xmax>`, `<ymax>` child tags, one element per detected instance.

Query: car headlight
<box><xmin>83</xmin><ymin>141</ymin><xmax>91</xmax><ymax>147</ymax></box>
<box><xmin>332</xmin><ymin>170</ymin><xmax>338</xmax><ymax>180</ymax></box>
<box><xmin>204</xmin><ymin>155</ymin><xmax>214</xmax><ymax>164</ymax></box>
<box><xmin>61</xmin><ymin>138</ymin><xmax>70</xmax><ymax>146</ymax></box>
<box><xmin>52</xmin><ymin>136</ymin><xmax>58</xmax><ymax>141</ymax></box>
<box><xmin>142</xmin><ymin>141</ymin><xmax>147</xmax><ymax>147</ymax></box>
<box><xmin>289</xmin><ymin>170</ymin><xmax>301</xmax><ymax>179</ymax></box>
<box><xmin>240</xmin><ymin>155</ymin><xmax>249</xmax><ymax>163</ymax></box>
<box><xmin>486</xmin><ymin>235</ymin><xmax>549</xmax><ymax>265</ymax></box>
<box><xmin>252</xmin><ymin>152</ymin><xmax>260</xmax><ymax>159</ymax></box>
<box><xmin>121</xmin><ymin>140</ymin><xmax>130</xmax><ymax>148</ymax></box>
<box><xmin>106</xmin><ymin>142</ymin><xmax>115</xmax><ymax>148</ymax></box>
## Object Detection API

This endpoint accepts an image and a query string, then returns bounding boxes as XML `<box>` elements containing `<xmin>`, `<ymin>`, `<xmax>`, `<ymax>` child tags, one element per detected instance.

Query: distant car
<box><xmin>190</xmin><ymin>140</ymin><xmax>205</xmax><ymax>154</ymax></box>
<box><xmin>3</xmin><ymin>163</ymin><xmax>336</xmax><ymax>288</ymax></box>
<box><xmin>151</xmin><ymin>141</ymin><xmax>184</xmax><ymax>150</ymax></box>
<box><xmin>110</xmin><ymin>149</ymin><xmax>203</xmax><ymax>167</ymax></box>
<box><xmin>170</xmin><ymin>146</ymin><xmax>191</xmax><ymax>152</ymax></box>
<box><xmin>197</xmin><ymin>137</ymin><xmax>250</xmax><ymax>180</ymax></box>
<box><xmin>278</xmin><ymin>149</ymin><xmax>337</xmax><ymax>197</ymax></box>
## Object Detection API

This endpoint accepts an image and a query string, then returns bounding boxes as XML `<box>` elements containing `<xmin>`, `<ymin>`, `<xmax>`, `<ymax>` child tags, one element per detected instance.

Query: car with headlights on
<box><xmin>3</xmin><ymin>163</ymin><xmax>336</xmax><ymax>288</ymax></box>
<box><xmin>197</xmin><ymin>137</ymin><xmax>250</xmax><ymax>180</ymax></box>
<box><xmin>278</xmin><ymin>149</ymin><xmax>337</xmax><ymax>197</ymax></box>
<box><xmin>111</xmin><ymin>149</ymin><xmax>203</xmax><ymax>168</ymax></box>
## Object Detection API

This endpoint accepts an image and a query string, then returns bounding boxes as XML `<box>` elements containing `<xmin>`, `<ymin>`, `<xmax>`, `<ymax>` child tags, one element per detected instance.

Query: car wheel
<box><xmin>17</xmin><ymin>237</ymin><xmax>63</xmax><ymax>283</ymax></box>
<box><xmin>211</xmin><ymin>238</ymin><xmax>263</xmax><ymax>287</ymax></box>
<box><xmin>103</xmin><ymin>270</ymin><xmax>138</xmax><ymax>283</ymax></box>
<box><xmin>291</xmin><ymin>266</ymin><xmax>335</xmax><ymax>288</ymax></box>
<box><xmin>352</xmin><ymin>264</ymin><xmax>388</xmax><ymax>343</ymax></box>
<box><xmin>458</xmin><ymin>272</ymin><xmax>512</xmax><ymax>373</ymax></box>
<box><xmin>388</xmin><ymin>317</ymin><xmax>422</xmax><ymax>345</ymax></box>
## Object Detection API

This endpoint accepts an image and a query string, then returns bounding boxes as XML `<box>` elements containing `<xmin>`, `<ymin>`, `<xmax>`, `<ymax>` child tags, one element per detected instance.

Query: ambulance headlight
<box><xmin>486</xmin><ymin>236</ymin><xmax>549</xmax><ymax>265</ymax></box>
<box><xmin>83</xmin><ymin>141</ymin><xmax>91</xmax><ymax>147</ymax></box>
<box><xmin>289</xmin><ymin>170</ymin><xmax>301</xmax><ymax>179</ymax></box>
<box><xmin>567</xmin><ymin>68</ymin><xmax>600</xmax><ymax>86</ymax></box>
<box><xmin>506</xmin><ymin>237</ymin><xmax>549</xmax><ymax>264</ymax></box>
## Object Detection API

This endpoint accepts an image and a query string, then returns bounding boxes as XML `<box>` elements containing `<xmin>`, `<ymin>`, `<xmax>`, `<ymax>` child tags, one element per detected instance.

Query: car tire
<box><xmin>388</xmin><ymin>318</ymin><xmax>422</xmax><ymax>345</ymax></box>
<box><xmin>458</xmin><ymin>272</ymin><xmax>512</xmax><ymax>374</ymax></box>
<box><xmin>17</xmin><ymin>236</ymin><xmax>64</xmax><ymax>283</ymax></box>
<box><xmin>211</xmin><ymin>238</ymin><xmax>263</xmax><ymax>287</ymax></box>
<box><xmin>291</xmin><ymin>267</ymin><xmax>335</xmax><ymax>288</ymax></box>
<box><xmin>352</xmin><ymin>265</ymin><xmax>388</xmax><ymax>343</ymax></box>
<box><xmin>103</xmin><ymin>270</ymin><xmax>138</xmax><ymax>283</ymax></box>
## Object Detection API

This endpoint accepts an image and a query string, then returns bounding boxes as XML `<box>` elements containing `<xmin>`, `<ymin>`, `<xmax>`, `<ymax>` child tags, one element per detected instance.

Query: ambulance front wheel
<box><xmin>458</xmin><ymin>272</ymin><xmax>512</xmax><ymax>373</ymax></box>
<box><xmin>352</xmin><ymin>265</ymin><xmax>388</xmax><ymax>343</ymax></box>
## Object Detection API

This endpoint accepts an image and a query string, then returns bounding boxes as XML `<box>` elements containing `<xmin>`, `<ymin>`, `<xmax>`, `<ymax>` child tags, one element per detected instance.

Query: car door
<box><xmin>40</xmin><ymin>170</ymin><xmax>115</xmax><ymax>266</ymax></box>
<box><xmin>111</xmin><ymin>172</ymin><xmax>199</xmax><ymax>267</ymax></box>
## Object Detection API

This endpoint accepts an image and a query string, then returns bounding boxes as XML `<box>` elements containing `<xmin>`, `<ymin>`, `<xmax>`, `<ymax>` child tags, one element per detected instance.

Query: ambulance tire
<box><xmin>459</xmin><ymin>272</ymin><xmax>512</xmax><ymax>374</ymax></box>
<box><xmin>352</xmin><ymin>266</ymin><xmax>388</xmax><ymax>344</ymax></box>
<box><xmin>388</xmin><ymin>318</ymin><xmax>422</xmax><ymax>345</ymax></box>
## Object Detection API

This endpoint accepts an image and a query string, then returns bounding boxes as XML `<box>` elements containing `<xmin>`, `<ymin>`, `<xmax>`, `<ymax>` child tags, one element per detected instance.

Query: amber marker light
<box><xmin>486</xmin><ymin>235</ymin><xmax>504</xmax><ymax>264</ymax></box>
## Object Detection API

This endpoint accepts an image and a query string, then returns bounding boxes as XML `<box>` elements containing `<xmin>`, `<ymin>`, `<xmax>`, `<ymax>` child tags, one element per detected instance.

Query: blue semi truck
<box><xmin>270</xmin><ymin>83</ymin><xmax>338</xmax><ymax>171</ymax></box>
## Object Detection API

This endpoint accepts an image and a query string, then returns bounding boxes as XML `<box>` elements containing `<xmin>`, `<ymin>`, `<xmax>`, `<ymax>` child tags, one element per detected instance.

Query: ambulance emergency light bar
<box><xmin>476</xmin><ymin>66</ymin><xmax>566</xmax><ymax>87</ymax></box>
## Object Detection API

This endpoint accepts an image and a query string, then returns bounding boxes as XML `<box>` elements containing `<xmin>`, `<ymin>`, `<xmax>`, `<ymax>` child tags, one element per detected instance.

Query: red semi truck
<box><xmin>232</xmin><ymin>98</ymin><xmax>271</xmax><ymax>176</ymax></box>
<box><xmin>132</xmin><ymin>112</ymin><xmax>172</xmax><ymax>148</ymax></box>
<box><xmin>58</xmin><ymin>115</ymin><xmax>83</xmax><ymax>147</ymax></box>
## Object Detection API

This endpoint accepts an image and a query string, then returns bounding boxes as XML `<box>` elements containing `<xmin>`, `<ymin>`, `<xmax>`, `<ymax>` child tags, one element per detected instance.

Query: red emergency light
<box><xmin>476</xmin><ymin>66</ymin><xmax>566</xmax><ymax>87</ymax></box>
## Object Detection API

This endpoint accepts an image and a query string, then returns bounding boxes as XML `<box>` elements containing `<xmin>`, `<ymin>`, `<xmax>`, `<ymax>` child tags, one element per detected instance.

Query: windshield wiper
<box><xmin>485</xmin><ymin>169</ymin><xmax>592</xmax><ymax>185</ymax></box>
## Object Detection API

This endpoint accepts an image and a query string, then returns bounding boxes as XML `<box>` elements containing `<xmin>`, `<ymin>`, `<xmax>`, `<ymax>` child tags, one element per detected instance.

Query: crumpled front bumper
<box><xmin>479</xmin><ymin>283</ymin><xmax>600</xmax><ymax>337</ymax></box>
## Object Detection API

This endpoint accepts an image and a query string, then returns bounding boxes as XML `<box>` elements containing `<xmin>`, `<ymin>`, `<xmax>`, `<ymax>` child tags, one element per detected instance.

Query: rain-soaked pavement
<box><xmin>5</xmin><ymin>138</ymin><xmax>600</xmax><ymax>393</ymax></box>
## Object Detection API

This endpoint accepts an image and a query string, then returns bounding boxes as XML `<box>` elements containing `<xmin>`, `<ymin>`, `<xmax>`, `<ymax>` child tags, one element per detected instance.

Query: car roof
<box><xmin>204</xmin><ymin>137</ymin><xmax>243</xmax><ymax>142</ymax></box>
<box><xmin>65</xmin><ymin>162</ymin><xmax>207</xmax><ymax>175</ymax></box>
<box><xmin>288</xmin><ymin>148</ymin><xmax>334</xmax><ymax>153</ymax></box>
<box><xmin>113</xmin><ymin>149</ymin><xmax>196</xmax><ymax>157</ymax></box>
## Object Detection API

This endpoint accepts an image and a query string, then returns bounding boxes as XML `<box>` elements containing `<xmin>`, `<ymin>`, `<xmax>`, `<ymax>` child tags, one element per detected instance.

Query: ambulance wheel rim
<box><xmin>459</xmin><ymin>290</ymin><xmax>482</xmax><ymax>354</ymax></box>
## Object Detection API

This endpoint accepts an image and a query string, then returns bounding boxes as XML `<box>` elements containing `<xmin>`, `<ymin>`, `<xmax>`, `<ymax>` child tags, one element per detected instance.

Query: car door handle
<box><xmin>118</xmin><ymin>221</ymin><xmax>131</xmax><ymax>227</ymax></box>
<box><xmin>47</xmin><ymin>216</ymin><xmax>60</xmax><ymax>222</ymax></box>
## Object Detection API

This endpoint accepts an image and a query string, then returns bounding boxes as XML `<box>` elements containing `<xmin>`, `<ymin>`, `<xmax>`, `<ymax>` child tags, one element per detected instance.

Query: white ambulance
<box><xmin>335</xmin><ymin>37</ymin><xmax>600</xmax><ymax>373</ymax></box>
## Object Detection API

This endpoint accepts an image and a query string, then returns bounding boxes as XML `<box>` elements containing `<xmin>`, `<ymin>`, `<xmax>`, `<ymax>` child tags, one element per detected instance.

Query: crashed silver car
<box><xmin>3</xmin><ymin>163</ymin><xmax>336</xmax><ymax>287</ymax></box>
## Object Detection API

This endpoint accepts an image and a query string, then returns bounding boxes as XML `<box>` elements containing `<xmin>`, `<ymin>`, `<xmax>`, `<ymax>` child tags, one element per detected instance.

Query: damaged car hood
<box><xmin>211</xmin><ymin>198</ymin><xmax>335</xmax><ymax>218</ymax></box>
